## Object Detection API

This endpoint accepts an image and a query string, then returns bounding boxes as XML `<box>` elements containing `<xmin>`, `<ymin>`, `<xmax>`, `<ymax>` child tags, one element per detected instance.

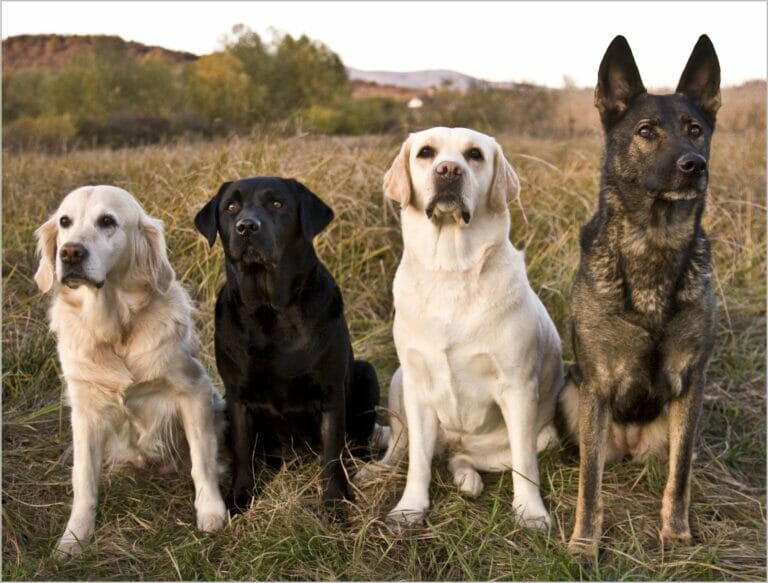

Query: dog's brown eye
<box><xmin>466</xmin><ymin>148</ymin><xmax>484</xmax><ymax>161</ymax></box>
<box><xmin>226</xmin><ymin>202</ymin><xmax>240</xmax><ymax>213</ymax></box>
<box><xmin>688</xmin><ymin>123</ymin><xmax>702</xmax><ymax>138</ymax></box>
<box><xmin>59</xmin><ymin>216</ymin><xmax>72</xmax><ymax>228</ymax></box>
<box><xmin>97</xmin><ymin>214</ymin><xmax>116</xmax><ymax>228</ymax></box>
<box><xmin>271</xmin><ymin>200</ymin><xmax>284</xmax><ymax>209</ymax></box>
<box><xmin>637</xmin><ymin>124</ymin><xmax>654</xmax><ymax>139</ymax></box>
<box><xmin>417</xmin><ymin>146</ymin><xmax>436</xmax><ymax>159</ymax></box>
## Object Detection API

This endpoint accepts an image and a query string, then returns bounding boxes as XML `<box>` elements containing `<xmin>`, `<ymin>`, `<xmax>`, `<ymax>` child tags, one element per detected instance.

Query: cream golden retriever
<box><xmin>34</xmin><ymin>185</ymin><xmax>227</xmax><ymax>557</ymax></box>
<box><xmin>364</xmin><ymin>127</ymin><xmax>563</xmax><ymax>530</ymax></box>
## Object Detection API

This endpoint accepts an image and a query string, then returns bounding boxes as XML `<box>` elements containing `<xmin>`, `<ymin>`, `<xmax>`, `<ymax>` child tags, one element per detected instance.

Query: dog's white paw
<box><xmin>513</xmin><ymin>497</ymin><xmax>551</xmax><ymax>532</ymax></box>
<box><xmin>54</xmin><ymin>534</ymin><xmax>86</xmax><ymax>559</ymax></box>
<box><xmin>353</xmin><ymin>465</ymin><xmax>376</xmax><ymax>484</ymax></box>
<box><xmin>536</xmin><ymin>423</ymin><xmax>559</xmax><ymax>452</ymax></box>
<box><xmin>453</xmin><ymin>466</ymin><xmax>484</xmax><ymax>497</ymax></box>
<box><xmin>385</xmin><ymin>505</ymin><xmax>427</xmax><ymax>530</ymax></box>
<box><xmin>197</xmin><ymin>499</ymin><xmax>227</xmax><ymax>532</ymax></box>
<box><xmin>353</xmin><ymin>461</ymin><xmax>392</xmax><ymax>484</ymax></box>
<box><xmin>371</xmin><ymin>423</ymin><xmax>391</xmax><ymax>450</ymax></box>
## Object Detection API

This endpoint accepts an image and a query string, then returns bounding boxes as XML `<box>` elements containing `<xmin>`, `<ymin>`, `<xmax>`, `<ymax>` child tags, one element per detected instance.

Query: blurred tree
<box><xmin>190</xmin><ymin>51</ymin><xmax>255</xmax><ymax>126</ymax></box>
<box><xmin>2</xmin><ymin>69</ymin><xmax>51</xmax><ymax>121</ymax></box>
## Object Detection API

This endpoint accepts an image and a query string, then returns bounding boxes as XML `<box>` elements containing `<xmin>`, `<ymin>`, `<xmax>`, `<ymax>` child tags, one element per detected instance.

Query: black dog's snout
<box><xmin>435</xmin><ymin>161</ymin><xmax>463</xmax><ymax>182</ymax></box>
<box><xmin>676</xmin><ymin>153</ymin><xmax>707</xmax><ymax>175</ymax></box>
<box><xmin>236</xmin><ymin>218</ymin><xmax>261</xmax><ymax>236</ymax></box>
<box><xmin>59</xmin><ymin>243</ymin><xmax>89</xmax><ymax>264</ymax></box>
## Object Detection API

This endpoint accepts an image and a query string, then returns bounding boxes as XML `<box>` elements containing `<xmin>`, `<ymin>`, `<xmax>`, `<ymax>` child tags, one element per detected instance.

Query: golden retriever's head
<box><xmin>34</xmin><ymin>185</ymin><xmax>174</xmax><ymax>294</ymax></box>
<box><xmin>383</xmin><ymin>127</ymin><xmax>520</xmax><ymax>224</ymax></box>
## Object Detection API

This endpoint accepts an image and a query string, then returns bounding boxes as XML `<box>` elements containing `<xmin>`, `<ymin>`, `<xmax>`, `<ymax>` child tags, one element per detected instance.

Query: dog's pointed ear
<box><xmin>194</xmin><ymin>181</ymin><xmax>231</xmax><ymax>247</ymax></box>
<box><xmin>135</xmin><ymin>214</ymin><xmax>175</xmax><ymax>294</ymax></box>
<box><xmin>489</xmin><ymin>141</ymin><xmax>521</xmax><ymax>211</ymax></box>
<box><xmin>595</xmin><ymin>35</ymin><xmax>646</xmax><ymax>128</ymax></box>
<box><xmin>291</xmin><ymin>179</ymin><xmax>334</xmax><ymax>241</ymax></box>
<box><xmin>383</xmin><ymin>137</ymin><xmax>413</xmax><ymax>208</ymax></box>
<box><xmin>34</xmin><ymin>215</ymin><xmax>58</xmax><ymax>293</ymax></box>
<box><xmin>676</xmin><ymin>34</ymin><xmax>721</xmax><ymax>127</ymax></box>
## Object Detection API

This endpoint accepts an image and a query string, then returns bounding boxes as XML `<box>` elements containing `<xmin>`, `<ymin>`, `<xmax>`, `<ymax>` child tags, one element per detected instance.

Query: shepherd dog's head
<box><xmin>595</xmin><ymin>35</ymin><xmax>720</xmax><ymax>206</ymax></box>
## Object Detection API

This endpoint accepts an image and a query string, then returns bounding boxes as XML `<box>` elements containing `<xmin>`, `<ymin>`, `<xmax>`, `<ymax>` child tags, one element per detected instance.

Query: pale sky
<box><xmin>2</xmin><ymin>1</ymin><xmax>766</xmax><ymax>89</ymax></box>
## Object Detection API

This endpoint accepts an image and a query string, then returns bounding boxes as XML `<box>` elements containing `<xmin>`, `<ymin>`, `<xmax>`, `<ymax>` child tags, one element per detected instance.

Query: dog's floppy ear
<box><xmin>290</xmin><ymin>179</ymin><xmax>334</xmax><ymax>241</ymax></box>
<box><xmin>133</xmin><ymin>213</ymin><xmax>175</xmax><ymax>294</ymax></box>
<box><xmin>595</xmin><ymin>35</ymin><xmax>646</xmax><ymax>128</ymax></box>
<box><xmin>34</xmin><ymin>215</ymin><xmax>58</xmax><ymax>293</ymax></box>
<box><xmin>676</xmin><ymin>34</ymin><xmax>721</xmax><ymax>127</ymax></box>
<box><xmin>489</xmin><ymin>141</ymin><xmax>521</xmax><ymax>211</ymax></box>
<box><xmin>383</xmin><ymin>137</ymin><xmax>413</xmax><ymax>208</ymax></box>
<box><xmin>194</xmin><ymin>181</ymin><xmax>231</xmax><ymax>247</ymax></box>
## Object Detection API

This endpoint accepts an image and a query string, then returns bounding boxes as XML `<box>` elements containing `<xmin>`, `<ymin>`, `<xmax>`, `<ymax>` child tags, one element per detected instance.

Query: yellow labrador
<box><xmin>34</xmin><ymin>185</ymin><xmax>227</xmax><ymax>557</ymax></box>
<box><xmin>372</xmin><ymin>127</ymin><xmax>562</xmax><ymax>530</ymax></box>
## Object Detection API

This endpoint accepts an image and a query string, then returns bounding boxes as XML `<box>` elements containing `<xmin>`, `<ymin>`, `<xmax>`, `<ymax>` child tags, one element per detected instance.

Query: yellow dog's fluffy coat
<box><xmin>35</xmin><ymin>185</ymin><xmax>227</xmax><ymax>557</ymax></box>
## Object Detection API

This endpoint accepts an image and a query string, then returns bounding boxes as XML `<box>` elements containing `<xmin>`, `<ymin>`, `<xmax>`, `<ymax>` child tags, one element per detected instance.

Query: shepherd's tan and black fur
<box><xmin>558</xmin><ymin>34</ymin><xmax>721</xmax><ymax>557</ymax></box>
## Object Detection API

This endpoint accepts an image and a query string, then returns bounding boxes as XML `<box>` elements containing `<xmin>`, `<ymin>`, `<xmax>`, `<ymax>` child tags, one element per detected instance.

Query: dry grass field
<box><xmin>2</xmin><ymin>91</ymin><xmax>765</xmax><ymax>580</ymax></box>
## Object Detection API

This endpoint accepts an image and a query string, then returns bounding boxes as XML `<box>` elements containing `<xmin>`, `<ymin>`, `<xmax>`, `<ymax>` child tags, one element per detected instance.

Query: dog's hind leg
<box><xmin>353</xmin><ymin>367</ymin><xmax>408</xmax><ymax>482</ymax></box>
<box><xmin>448</xmin><ymin>454</ymin><xmax>484</xmax><ymax>497</ymax></box>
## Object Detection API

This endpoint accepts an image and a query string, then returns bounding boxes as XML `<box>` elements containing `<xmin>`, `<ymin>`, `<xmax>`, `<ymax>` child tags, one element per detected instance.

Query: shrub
<box><xmin>2</xmin><ymin>113</ymin><xmax>77</xmax><ymax>152</ymax></box>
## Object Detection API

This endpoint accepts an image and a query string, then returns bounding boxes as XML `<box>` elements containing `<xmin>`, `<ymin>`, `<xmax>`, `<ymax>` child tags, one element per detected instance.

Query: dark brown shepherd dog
<box><xmin>558</xmin><ymin>35</ymin><xmax>720</xmax><ymax>557</ymax></box>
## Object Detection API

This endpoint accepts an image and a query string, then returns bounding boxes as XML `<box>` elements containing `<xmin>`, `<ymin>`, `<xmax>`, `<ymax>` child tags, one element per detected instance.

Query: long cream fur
<box><xmin>35</xmin><ymin>185</ymin><xmax>227</xmax><ymax>558</ymax></box>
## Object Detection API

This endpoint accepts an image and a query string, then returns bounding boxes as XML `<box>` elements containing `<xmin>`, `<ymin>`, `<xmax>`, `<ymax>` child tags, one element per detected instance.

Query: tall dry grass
<box><xmin>2</xmin><ymin>107</ymin><xmax>765</xmax><ymax>579</ymax></box>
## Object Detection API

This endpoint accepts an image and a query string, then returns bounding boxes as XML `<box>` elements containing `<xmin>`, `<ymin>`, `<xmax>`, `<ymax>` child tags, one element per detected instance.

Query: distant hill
<box><xmin>346</xmin><ymin>67</ymin><xmax>527</xmax><ymax>91</ymax></box>
<box><xmin>350</xmin><ymin>79</ymin><xmax>428</xmax><ymax>101</ymax></box>
<box><xmin>2</xmin><ymin>34</ymin><xmax>198</xmax><ymax>73</ymax></box>
<box><xmin>3</xmin><ymin>34</ymin><xmax>532</xmax><ymax>94</ymax></box>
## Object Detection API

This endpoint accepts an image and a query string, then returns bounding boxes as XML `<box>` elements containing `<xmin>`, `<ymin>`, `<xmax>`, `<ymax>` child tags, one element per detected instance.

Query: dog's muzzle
<box><xmin>425</xmin><ymin>194</ymin><xmax>471</xmax><ymax>224</ymax></box>
<box><xmin>427</xmin><ymin>163</ymin><xmax>471</xmax><ymax>223</ymax></box>
<box><xmin>59</xmin><ymin>243</ymin><xmax>104</xmax><ymax>289</ymax></box>
<box><xmin>61</xmin><ymin>272</ymin><xmax>104</xmax><ymax>289</ymax></box>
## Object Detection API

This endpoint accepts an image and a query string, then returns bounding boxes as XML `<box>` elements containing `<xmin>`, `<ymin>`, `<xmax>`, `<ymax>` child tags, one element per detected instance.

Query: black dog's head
<box><xmin>194</xmin><ymin>177</ymin><xmax>334</xmax><ymax>268</ymax></box>
<box><xmin>595</xmin><ymin>35</ymin><xmax>720</xmax><ymax>203</ymax></box>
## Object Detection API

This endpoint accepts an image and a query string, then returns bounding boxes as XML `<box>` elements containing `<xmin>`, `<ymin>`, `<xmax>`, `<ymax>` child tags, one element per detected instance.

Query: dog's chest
<box><xmin>248</xmin><ymin>307</ymin><xmax>313</xmax><ymax>366</ymax></box>
<box><xmin>409</xmin><ymin>343</ymin><xmax>507</xmax><ymax>434</ymax></box>
<box><xmin>393</xmin><ymin>261</ymin><xmax>520</xmax><ymax>433</ymax></box>
<box><xmin>394</xmin><ymin>263</ymin><xmax>499</xmax><ymax>334</ymax></box>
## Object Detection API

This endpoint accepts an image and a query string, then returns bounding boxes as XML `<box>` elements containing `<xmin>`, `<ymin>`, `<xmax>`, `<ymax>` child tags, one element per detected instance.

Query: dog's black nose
<box><xmin>435</xmin><ymin>161</ymin><xmax>463</xmax><ymax>181</ymax></box>
<box><xmin>236</xmin><ymin>218</ymin><xmax>261</xmax><ymax>236</ymax></box>
<box><xmin>59</xmin><ymin>243</ymin><xmax>89</xmax><ymax>264</ymax></box>
<box><xmin>676</xmin><ymin>153</ymin><xmax>707</xmax><ymax>175</ymax></box>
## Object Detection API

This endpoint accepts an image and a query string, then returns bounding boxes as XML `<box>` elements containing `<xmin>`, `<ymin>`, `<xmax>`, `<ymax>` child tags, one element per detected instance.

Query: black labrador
<box><xmin>195</xmin><ymin>176</ymin><xmax>380</xmax><ymax>513</ymax></box>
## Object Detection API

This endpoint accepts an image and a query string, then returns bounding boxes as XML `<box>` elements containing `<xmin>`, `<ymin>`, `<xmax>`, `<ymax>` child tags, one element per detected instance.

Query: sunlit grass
<box><xmin>2</xmin><ymin>125</ymin><xmax>764</xmax><ymax>580</ymax></box>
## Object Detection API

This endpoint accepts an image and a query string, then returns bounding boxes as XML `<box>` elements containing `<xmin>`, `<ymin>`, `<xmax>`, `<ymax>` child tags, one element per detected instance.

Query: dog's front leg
<box><xmin>56</xmin><ymin>403</ymin><xmax>105</xmax><ymax>558</ymax></box>
<box><xmin>177</xmin><ymin>378</ymin><xmax>227</xmax><ymax>532</ymax></box>
<box><xmin>660</xmin><ymin>368</ymin><xmax>704</xmax><ymax>546</ymax></box>
<box><xmin>498</xmin><ymin>382</ymin><xmax>551</xmax><ymax>531</ymax></box>
<box><xmin>568</xmin><ymin>385</ymin><xmax>610</xmax><ymax>558</ymax></box>
<box><xmin>321</xmin><ymin>394</ymin><xmax>349</xmax><ymax>513</ymax></box>
<box><xmin>386</xmin><ymin>368</ymin><xmax>438</xmax><ymax>528</ymax></box>
<box><xmin>226</xmin><ymin>397</ymin><xmax>257</xmax><ymax>513</ymax></box>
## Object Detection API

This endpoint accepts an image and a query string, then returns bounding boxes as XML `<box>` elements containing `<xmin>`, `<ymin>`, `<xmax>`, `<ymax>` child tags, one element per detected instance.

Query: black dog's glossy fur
<box><xmin>195</xmin><ymin>177</ymin><xmax>379</xmax><ymax>513</ymax></box>
<box><xmin>561</xmin><ymin>35</ymin><xmax>720</xmax><ymax>555</ymax></box>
